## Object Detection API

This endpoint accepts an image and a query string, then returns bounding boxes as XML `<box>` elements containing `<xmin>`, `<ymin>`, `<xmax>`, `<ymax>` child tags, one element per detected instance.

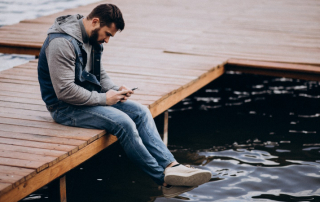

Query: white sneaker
<box><xmin>162</xmin><ymin>185</ymin><xmax>197</xmax><ymax>198</ymax></box>
<box><xmin>164</xmin><ymin>164</ymin><xmax>211</xmax><ymax>186</ymax></box>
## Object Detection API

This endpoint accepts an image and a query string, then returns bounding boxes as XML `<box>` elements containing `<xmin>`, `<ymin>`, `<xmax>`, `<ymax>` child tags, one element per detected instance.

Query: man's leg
<box><xmin>111</xmin><ymin>100</ymin><xmax>212</xmax><ymax>187</ymax></box>
<box><xmin>111</xmin><ymin>100</ymin><xmax>177</xmax><ymax>169</ymax></box>
<box><xmin>50</xmin><ymin>101</ymin><xmax>211</xmax><ymax>187</ymax></box>
<box><xmin>50</xmin><ymin>102</ymin><xmax>166</xmax><ymax>185</ymax></box>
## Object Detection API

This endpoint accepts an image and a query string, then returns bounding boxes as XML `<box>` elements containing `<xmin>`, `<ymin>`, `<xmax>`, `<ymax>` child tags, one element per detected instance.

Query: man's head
<box><xmin>86</xmin><ymin>4</ymin><xmax>125</xmax><ymax>45</ymax></box>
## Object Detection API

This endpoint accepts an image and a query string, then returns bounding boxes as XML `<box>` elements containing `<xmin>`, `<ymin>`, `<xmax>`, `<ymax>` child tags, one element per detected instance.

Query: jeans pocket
<box><xmin>55</xmin><ymin>110</ymin><xmax>75</xmax><ymax>127</ymax></box>
<box><xmin>50</xmin><ymin>110</ymin><xmax>56</xmax><ymax>120</ymax></box>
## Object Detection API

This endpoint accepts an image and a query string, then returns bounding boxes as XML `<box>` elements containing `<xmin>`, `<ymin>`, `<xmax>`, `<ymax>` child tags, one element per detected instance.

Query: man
<box><xmin>37</xmin><ymin>4</ymin><xmax>211</xmax><ymax>198</ymax></box>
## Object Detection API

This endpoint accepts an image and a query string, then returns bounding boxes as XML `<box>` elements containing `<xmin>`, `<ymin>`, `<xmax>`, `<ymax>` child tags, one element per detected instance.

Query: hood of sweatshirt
<box><xmin>47</xmin><ymin>14</ymin><xmax>84</xmax><ymax>43</ymax></box>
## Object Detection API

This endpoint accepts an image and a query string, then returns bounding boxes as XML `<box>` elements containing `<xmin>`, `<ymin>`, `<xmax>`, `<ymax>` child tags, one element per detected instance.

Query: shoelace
<box><xmin>185</xmin><ymin>164</ymin><xmax>196</xmax><ymax>169</ymax></box>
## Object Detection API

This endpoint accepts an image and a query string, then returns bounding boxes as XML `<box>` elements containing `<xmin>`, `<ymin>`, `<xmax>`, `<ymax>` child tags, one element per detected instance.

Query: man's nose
<box><xmin>104</xmin><ymin>36</ymin><xmax>110</xmax><ymax>43</ymax></box>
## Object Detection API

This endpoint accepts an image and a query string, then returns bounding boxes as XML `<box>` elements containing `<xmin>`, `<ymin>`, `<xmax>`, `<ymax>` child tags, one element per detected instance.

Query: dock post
<box><xmin>60</xmin><ymin>175</ymin><xmax>67</xmax><ymax>202</ymax></box>
<box><xmin>163</xmin><ymin>110</ymin><xmax>169</xmax><ymax>146</ymax></box>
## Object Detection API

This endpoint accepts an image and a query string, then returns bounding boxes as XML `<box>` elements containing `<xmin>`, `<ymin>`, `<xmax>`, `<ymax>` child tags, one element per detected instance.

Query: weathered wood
<box><xmin>226</xmin><ymin>59</ymin><xmax>320</xmax><ymax>81</ymax></box>
<box><xmin>0</xmin><ymin>166</ymin><xmax>35</xmax><ymax>176</ymax></box>
<box><xmin>0</xmin><ymin>131</ymin><xmax>86</xmax><ymax>146</ymax></box>
<box><xmin>0</xmin><ymin>157</ymin><xmax>47</xmax><ymax>170</ymax></box>
<box><xmin>0</xmin><ymin>137</ymin><xmax>76</xmax><ymax>152</ymax></box>
<box><xmin>60</xmin><ymin>175</ymin><xmax>67</xmax><ymax>202</ymax></box>
<box><xmin>163</xmin><ymin>111</ymin><xmax>168</xmax><ymax>146</ymax></box>
<box><xmin>0</xmin><ymin>112</ymin><xmax>53</xmax><ymax>123</ymax></box>
<box><xmin>0</xmin><ymin>143</ymin><xmax>67</xmax><ymax>157</ymax></box>
<box><xmin>150</xmin><ymin>65</ymin><xmax>225</xmax><ymax>117</ymax></box>
<box><xmin>0</xmin><ymin>150</ymin><xmax>57</xmax><ymax>162</ymax></box>
<box><xmin>0</xmin><ymin>182</ymin><xmax>12</xmax><ymax>196</ymax></box>
<box><xmin>0</xmin><ymin>106</ymin><xmax>49</xmax><ymax>117</ymax></box>
<box><xmin>0</xmin><ymin>134</ymin><xmax>117</xmax><ymax>202</ymax></box>
<box><xmin>0</xmin><ymin>123</ymin><xmax>105</xmax><ymax>141</ymax></box>
<box><xmin>227</xmin><ymin>59</ymin><xmax>320</xmax><ymax>73</ymax></box>
<box><xmin>0</xmin><ymin>101</ymin><xmax>47</xmax><ymax>112</ymax></box>
<box><xmin>1</xmin><ymin>0</ymin><xmax>319</xmax><ymax>201</ymax></box>
<box><xmin>0</xmin><ymin>45</ymin><xmax>40</xmax><ymax>55</ymax></box>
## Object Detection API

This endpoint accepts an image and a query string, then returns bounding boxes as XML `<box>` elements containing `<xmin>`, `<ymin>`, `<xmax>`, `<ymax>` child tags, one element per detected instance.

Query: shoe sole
<box><xmin>164</xmin><ymin>171</ymin><xmax>211</xmax><ymax>186</ymax></box>
<box><xmin>163</xmin><ymin>186</ymin><xmax>196</xmax><ymax>198</ymax></box>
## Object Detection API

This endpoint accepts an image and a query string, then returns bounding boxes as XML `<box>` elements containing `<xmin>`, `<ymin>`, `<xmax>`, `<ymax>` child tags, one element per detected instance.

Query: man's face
<box><xmin>89</xmin><ymin>22</ymin><xmax>118</xmax><ymax>46</ymax></box>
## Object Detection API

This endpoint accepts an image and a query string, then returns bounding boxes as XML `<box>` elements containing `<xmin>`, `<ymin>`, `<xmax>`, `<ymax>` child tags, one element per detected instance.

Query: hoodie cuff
<box><xmin>99</xmin><ymin>93</ymin><xmax>107</xmax><ymax>105</ymax></box>
<box><xmin>112</xmin><ymin>85</ymin><xmax>120</xmax><ymax>91</ymax></box>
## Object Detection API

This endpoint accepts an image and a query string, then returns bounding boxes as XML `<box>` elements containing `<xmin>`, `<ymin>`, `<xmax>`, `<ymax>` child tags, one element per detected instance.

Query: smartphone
<box><xmin>132</xmin><ymin>87</ymin><xmax>138</xmax><ymax>91</ymax></box>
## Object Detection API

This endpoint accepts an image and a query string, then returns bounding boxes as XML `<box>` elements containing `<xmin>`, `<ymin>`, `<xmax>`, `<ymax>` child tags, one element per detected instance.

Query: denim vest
<box><xmin>37</xmin><ymin>33</ymin><xmax>103</xmax><ymax>111</ymax></box>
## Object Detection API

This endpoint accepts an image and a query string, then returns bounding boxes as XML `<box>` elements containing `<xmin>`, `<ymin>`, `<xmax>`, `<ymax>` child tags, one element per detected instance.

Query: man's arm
<box><xmin>46</xmin><ymin>38</ymin><xmax>107</xmax><ymax>106</ymax></box>
<box><xmin>100</xmin><ymin>63</ymin><xmax>120</xmax><ymax>92</ymax></box>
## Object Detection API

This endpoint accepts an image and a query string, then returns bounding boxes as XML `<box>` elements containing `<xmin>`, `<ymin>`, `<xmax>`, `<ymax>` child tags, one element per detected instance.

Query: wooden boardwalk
<box><xmin>0</xmin><ymin>0</ymin><xmax>320</xmax><ymax>201</ymax></box>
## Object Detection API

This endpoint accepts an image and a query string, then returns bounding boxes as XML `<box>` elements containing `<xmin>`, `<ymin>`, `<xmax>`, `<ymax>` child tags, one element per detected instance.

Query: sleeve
<box><xmin>46</xmin><ymin>38</ymin><xmax>107</xmax><ymax>106</ymax></box>
<box><xmin>100</xmin><ymin>63</ymin><xmax>120</xmax><ymax>93</ymax></box>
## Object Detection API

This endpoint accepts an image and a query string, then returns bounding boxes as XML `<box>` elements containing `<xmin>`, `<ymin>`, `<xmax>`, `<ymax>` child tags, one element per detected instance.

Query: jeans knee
<box><xmin>114</xmin><ymin>117</ymin><xmax>137</xmax><ymax>136</ymax></box>
<box><xmin>138</xmin><ymin>104</ymin><xmax>150</xmax><ymax>117</ymax></box>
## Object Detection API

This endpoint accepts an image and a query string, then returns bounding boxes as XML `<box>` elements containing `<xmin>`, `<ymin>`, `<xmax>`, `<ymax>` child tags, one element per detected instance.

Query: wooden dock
<box><xmin>0</xmin><ymin>0</ymin><xmax>320</xmax><ymax>201</ymax></box>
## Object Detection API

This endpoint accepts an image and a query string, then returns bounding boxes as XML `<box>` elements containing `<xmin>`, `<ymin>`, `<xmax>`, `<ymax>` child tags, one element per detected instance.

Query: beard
<box><xmin>88</xmin><ymin>28</ymin><xmax>103</xmax><ymax>46</ymax></box>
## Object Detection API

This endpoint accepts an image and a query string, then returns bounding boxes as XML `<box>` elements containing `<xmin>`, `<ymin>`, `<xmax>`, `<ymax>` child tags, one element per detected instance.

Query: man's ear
<box><xmin>91</xmin><ymin>18</ymin><xmax>100</xmax><ymax>28</ymax></box>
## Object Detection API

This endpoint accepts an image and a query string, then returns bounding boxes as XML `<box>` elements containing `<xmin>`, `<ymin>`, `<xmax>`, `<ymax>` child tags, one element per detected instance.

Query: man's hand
<box><xmin>118</xmin><ymin>85</ymin><xmax>134</xmax><ymax>97</ymax></box>
<box><xmin>106</xmin><ymin>89</ymin><xmax>131</xmax><ymax>105</ymax></box>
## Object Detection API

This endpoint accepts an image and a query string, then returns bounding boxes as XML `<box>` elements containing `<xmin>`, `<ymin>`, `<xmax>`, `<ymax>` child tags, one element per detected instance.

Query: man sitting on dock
<box><xmin>37</xmin><ymin>3</ymin><xmax>211</xmax><ymax>198</ymax></box>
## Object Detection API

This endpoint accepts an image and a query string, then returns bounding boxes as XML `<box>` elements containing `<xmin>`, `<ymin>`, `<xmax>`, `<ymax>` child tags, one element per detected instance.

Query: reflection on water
<box><xmin>163</xmin><ymin>71</ymin><xmax>320</xmax><ymax>202</ymax></box>
<box><xmin>20</xmin><ymin>72</ymin><xmax>320</xmax><ymax>202</ymax></box>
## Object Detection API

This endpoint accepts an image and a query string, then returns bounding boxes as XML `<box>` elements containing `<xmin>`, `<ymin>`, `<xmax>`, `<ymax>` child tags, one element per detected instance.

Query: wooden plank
<box><xmin>0</xmin><ymin>182</ymin><xmax>12</xmax><ymax>196</ymax></box>
<box><xmin>0</xmin><ymin>123</ymin><xmax>105</xmax><ymax>141</ymax></box>
<box><xmin>0</xmin><ymin>117</ymin><xmax>86</xmax><ymax>132</ymax></box>
<box><xmin>0</xmin><ymin>157</ymin><xmax>47</xmax><ymax>170</ymax></box>
<box><xmin>0</xmin><ymin>137</ymin><xmax>75</xmax><ymax>152</ymax></box>
<box><xmin>0</xmin><ymin>83</ymin><xmax>39</xmax><ymax>93</ymax></box>
<box><xmin>0</xmin><ymin>45</ymin><xmax>40</xmax><ymax>55</ymax></box>
<box><xmin>0</xmin><ymin>106</ymin><xmax>51</xmax><ymax>117</ymax></box>
<box><xmin>0</xmin><ymin>131</ymin><xmax>86</xmax><ymax>146</ymax></box>
<box><xmin>0</xmin><ymin>166</ymin><xmax>35</xmax><ymax>177</ymax></box>
<box><xmin>150</xmin><ymin>65</ymin><xmax>225</xmax><ymax>117</ymax></box>
<box><xmin>163</xmin><ymin>111</ymin><xmax>168</xmax><ymax>146</ymax></box>
<box><xmin>0</xmin><ymin>172</ymin><xmax>27</xmax><ymax>191</ymax></box>
<box><xmin>0</xmin><ymin>101</ymin><xmax>47</xmax><ymax>112</ymax></box>
<box><xmin>227</xmin><ymin>59</ymin><xmax>320</xmax><ymax>74</ymax></box>
<box><xmin>226</xmin><ymin>66</ymin><xmax>320</xmax><ymax>81</ymax></box>
<box><xmin>0</xmin><ymin>78</ymin><xmax>38</xmax><ymax>86</ymax></box>
<box><xmin>226</xmin><ymin>59</ymin><xmax>320</xmax><ymax>81</ymax></box>
<box><xmin>0</xmin><ymin>96</ymin><xmax>43</xmax><ymax>105</ymax></box>
<box><xmin>60</xmin><ymin>175</ymin><xmax>67</xmax><ymax>202</ymax></box>
<box><xmin>0</xmin><ymin>151</ymin><xmax>63</xmax><ymax>173</ymax></box>
<box><xmin>0</xmin><ymin>143</ymin><xmax>66</xmax><ymax>157</ymax></box>
<box><xmin>0</xmin><ymin>134</ymin><xmax>118</xmax><ymax>202</ymax></box>
<box><xmin>0</xmin><ymin>111</ymin><xmax>52</xmax><ymax>123</ymax></box>
<box><xmin>0</xmin><ymin>150</ymin><xmax>58</xmax><ymax>163</ymax></box>
<box><xmin>0</xmin><ymin>173</ymin><xmax>25</xmax><ymax>185</ymax></box>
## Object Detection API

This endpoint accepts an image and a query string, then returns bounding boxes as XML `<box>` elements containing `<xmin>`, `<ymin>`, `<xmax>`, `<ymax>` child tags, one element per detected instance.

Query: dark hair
<box><xmin>87</xmin><ymin>4</ymin><xmax>125</xmax><ymax>31</ymax></box>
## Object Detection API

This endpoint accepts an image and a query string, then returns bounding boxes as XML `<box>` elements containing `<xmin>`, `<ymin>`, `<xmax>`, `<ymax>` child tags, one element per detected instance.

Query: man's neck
<box><xmin>78</xmin><ymin>18</ymin><xmax>89</xmax><ymax>44</ymax></box>
<box><xmin>82</xmin><ymin>18</ymin><xmax>91</xmax><ymax>40</ymax></box>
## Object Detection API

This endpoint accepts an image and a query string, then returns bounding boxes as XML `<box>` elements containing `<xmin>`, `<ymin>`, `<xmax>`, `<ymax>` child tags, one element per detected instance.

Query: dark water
<box><xmin>21</xmin><ymin>72</ymin><xmax>320</xmax><ymax>202</ymax></box>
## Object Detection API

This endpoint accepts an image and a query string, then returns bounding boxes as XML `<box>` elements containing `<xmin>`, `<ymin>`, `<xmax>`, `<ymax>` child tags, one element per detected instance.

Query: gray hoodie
<box><xmin>46</xmin><ymin>14</ymin><xmax>119</xmax><ymax>106</ymax></box>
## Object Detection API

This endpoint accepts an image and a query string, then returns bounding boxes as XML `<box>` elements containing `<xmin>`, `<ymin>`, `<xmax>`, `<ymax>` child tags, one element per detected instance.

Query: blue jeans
<box><xmin>49</xmin><ymin>100</ymin><xmax>176</xmax><ymax>185</ymax></box>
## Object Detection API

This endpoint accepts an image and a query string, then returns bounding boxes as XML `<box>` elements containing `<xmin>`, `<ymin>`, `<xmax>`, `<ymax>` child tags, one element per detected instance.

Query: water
<box><xmin>1</xmin><ymin>1</ymin><xmax>319</xmax><ymax>201</ymax></box>
<box><xmin>164</xmin><ymin>72</ymin><xmax>320</xmax><ymax>201</ymax></box>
